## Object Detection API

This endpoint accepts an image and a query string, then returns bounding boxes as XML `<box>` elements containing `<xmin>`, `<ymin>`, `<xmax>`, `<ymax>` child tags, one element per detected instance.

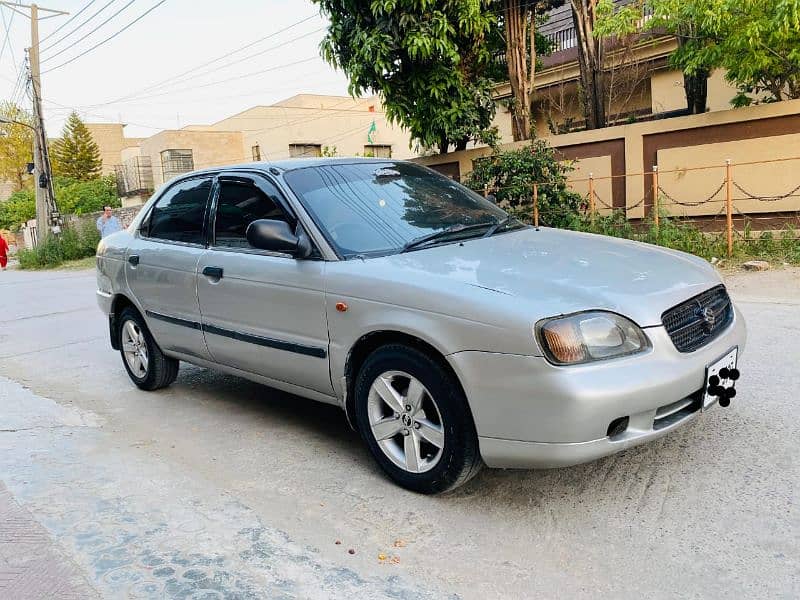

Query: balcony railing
<box><xmin>541</xmin><ymin>1</ymin><xmax>654</xmax><ymax>53</ymax></box>
<box><xmin>115</xmin><ymin>156</ymin><xmax>154</xmax><ymax>198</ymax></box>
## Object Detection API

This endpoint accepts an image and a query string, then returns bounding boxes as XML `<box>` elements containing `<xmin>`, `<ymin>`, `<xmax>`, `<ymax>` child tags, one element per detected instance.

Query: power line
<box><xmin>42</xmin><ymin>0</ymin><xmax>168</xmax><ymax>74</ymax></box>
<box><xmin>40</xmin><ymin>0</ymin><xmax>98</xmax><ymax>43</ymax></box>
<box><xmin>84</xmin><ymin>55</ymin><xmax>320</xmax><ymax>102</ymax></box>
<box><xmin>0</xmin><ymin>6</ymin><xmax>17</xmax><ymax>71</ymax></box>
<box><xmin>85</xmin><ymin>13</ymin><xmax>319</xmax><ymax>108</ymax></box>
<box><xmin>130</xmin><ymin>26</ymin><xmax>326</xmax><ymax>98</ymax></box>
<box><xmin>41</xmin><ymin>0</ymin><xmax>137</xmax><ymax>63</ymax></box>
<box><xmin>39</xmin><ymin>0</ymin><xmax>117</xmax><ymax>55</ymax></box>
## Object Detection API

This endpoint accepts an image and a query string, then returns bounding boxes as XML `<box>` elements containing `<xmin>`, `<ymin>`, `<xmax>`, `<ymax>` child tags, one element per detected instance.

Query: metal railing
<box><xmin>115</xmin><ymin>156</ymin><xmax>154</xmax><ymax>198</ymax></box>
<box><xmin>439</xmin><ymin>155</ymin><xmax>800</xmax><ymax>259</ymax></box>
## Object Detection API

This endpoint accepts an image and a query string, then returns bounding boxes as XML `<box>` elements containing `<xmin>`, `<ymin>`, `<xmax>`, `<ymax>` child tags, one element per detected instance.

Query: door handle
<box><xmin>202</xmin><ymin>266</ymin><xmax>224</xmax><ymax>279</ymax></box>
<box><xmin>127</xmin><ymin>254</ymin><xmax>140</xmax><ymax>266</ymax></box>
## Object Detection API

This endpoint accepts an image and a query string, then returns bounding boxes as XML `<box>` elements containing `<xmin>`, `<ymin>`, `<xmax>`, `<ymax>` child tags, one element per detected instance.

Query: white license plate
<box><xmin>703</xmin><ymin>347</ymin><xmax>738</xmax><ymax>410</ymax></box>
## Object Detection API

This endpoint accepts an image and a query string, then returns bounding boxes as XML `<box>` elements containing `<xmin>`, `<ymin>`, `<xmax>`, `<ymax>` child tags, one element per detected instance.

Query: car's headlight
<box><xmin>535</xmin><ymin>311</ymin><xmax>650</xmax><ymax>365</ymax></box>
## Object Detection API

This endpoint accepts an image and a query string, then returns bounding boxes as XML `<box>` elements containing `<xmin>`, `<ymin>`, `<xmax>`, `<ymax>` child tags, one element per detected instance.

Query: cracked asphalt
<box><xmin>0</xmin><ymin>267</ymin><xmax>797</xmax><ymax>599</ymax></box>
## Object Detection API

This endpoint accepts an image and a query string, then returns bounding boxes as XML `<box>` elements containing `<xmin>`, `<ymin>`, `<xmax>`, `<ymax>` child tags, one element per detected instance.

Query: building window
<box><xmin>251</xmin><ymin>144</ymin><xmax>261</xmax><ymax>161</ymax></box>
<box><xmin>288</xmin><ymin>144</ymin><xmax>322</xmax><ymax>158</ymax></box>
<box><xmin>364</xmin><ymin>144</ymin><xmax>392</xmax><ymax>158</ymax></box>
<box><xmin>160</xmin><ymin>149</ymin><xmax>194</xmax><ymax>181</ymax></box>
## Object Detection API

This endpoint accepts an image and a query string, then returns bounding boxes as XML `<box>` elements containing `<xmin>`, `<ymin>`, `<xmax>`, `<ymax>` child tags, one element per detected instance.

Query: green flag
<box><xmin>367</xmin><ymin>120</ymin><xmax>377</xmax><ymax>144</ymax></box>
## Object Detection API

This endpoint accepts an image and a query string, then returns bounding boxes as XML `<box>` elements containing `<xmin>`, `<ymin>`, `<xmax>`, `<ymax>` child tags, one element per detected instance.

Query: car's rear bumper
<box><xmin>447</xmin><ymin>305</ymin><xmax>746</xmax><ymax>469</ymax></box>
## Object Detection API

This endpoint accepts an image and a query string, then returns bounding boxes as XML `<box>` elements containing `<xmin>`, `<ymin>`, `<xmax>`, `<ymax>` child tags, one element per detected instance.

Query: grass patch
<box><xmin>57</xmin><ymin>255</ymin><xmax>97</xmax><ymax>271</ymax></box>
<box><xmin>564</xmin><ymin>211</ymin><xmax>800</xmax><ymax>267</ymax></box>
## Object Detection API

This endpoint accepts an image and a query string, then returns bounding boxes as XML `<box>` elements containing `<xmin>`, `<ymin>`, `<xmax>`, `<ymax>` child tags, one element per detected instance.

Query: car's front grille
<box><xmin>662</xmin><ymin>285</ymin><xmax>733</xmax><ymax>353</ymax></box>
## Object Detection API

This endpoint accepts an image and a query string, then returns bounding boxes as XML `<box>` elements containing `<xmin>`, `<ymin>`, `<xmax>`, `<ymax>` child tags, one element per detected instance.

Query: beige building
<box><xmin>87</xmin><ymin>94</ymin><xmax>414</xmax><ymax>206</ymax></box>
<box><xmin>85</xmin><ymin>123</ymin><xmax>145</xmax><ymax>176</ymax></box>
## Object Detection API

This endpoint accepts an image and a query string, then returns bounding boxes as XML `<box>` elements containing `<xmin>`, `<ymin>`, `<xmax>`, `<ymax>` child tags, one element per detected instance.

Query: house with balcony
<box><xmin>491</xmin><ymin>1</ymin><xmax>739</xmax><ymax>141</ymax></box>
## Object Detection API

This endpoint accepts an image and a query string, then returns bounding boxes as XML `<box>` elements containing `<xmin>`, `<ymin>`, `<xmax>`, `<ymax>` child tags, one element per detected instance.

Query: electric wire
<box><xmin>41</xmin><ymin>0</ymin><xmax>140</xmax><ymax>65</ymax></box>
<box><xmin>39</xmin><ymin>0</ymin><xmax>119</xmax><ymax>55</ymax></box>
<box><xmin>121</xmin><ymin>26</ymin><xmax>327</xmax><ymax>98</ymax></box>
<box><xmin>89</xmin><ymin>13</ymin><xmax>319</xmax><ymax>108</ymax></box>
<box><xmin>42</xmin><ymin>0</ymin><xmax>169</xmax><ymax>74</ymax></box>
<box><xmin>0</xmin><ymin>5</ymin><xmax>17</xmax><ymax>69</ymax></box>
<box><xmin>40</xmin><ymin>0</ymin><xmax>99</xmax><ymax>43</ymax></box>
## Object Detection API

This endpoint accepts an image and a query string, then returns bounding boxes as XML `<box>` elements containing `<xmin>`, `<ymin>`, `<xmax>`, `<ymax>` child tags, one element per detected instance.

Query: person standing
<box><xmin>97</xmin><ymin>206</ymin><xmax>122</xmax><ymax>238</ymax></box>
<box><xmin>0</xmin><ymin>235</ymin><xmax>8</xmax><ymax>270</ymax></box>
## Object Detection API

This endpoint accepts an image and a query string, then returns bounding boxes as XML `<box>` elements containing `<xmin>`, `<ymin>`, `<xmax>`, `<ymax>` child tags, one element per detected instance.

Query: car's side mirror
<box><xmin>246</xmin><ymin>219</ymin><xmax>312</xmax><ymax>259</ymax></box>
<box><xmin>486</xmin><ymin>194</ymin><xmax>497</xmax><ymax>204</ymax></box>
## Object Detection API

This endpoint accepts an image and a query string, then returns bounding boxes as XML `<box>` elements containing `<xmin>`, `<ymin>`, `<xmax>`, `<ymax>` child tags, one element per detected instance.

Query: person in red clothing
<box><xmin>0</xmin><ymin>235</ymin><xmax>8</xmax><ymax>270</ymax></box>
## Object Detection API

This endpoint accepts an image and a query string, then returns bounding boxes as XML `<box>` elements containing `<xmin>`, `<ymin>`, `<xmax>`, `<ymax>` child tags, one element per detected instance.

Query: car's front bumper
<box><xmin>447</xmin><ymin>305</ymin><xmax>746</xmax><ymax>469</ymax></box>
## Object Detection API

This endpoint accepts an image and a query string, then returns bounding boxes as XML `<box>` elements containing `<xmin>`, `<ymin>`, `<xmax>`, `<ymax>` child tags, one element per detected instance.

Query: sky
<box><xmin>0</xmin><ymin>0</ymin><xmax>351</xmax><ymax>138</ymax></box>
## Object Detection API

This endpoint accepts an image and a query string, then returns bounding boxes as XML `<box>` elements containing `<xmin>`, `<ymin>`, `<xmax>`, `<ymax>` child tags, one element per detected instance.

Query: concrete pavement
<box><xmin>0</xmin><ymin>267</ymin><xmax>797</xmax><ymax>599</ymax></box>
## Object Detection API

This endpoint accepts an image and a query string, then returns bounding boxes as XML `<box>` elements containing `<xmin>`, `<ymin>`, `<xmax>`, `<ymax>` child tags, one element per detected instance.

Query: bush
<box><xmin>17</xmin><ymin>221</ymin><xmax>100</xmax><ymax>269</ymax></box>
<box><xmin>465</xmin><ymin>141</ymin><xmax>583</xmax><ymax>228</ymax></box>
<box><xmin>54</xmin><ymin>174</ymin><xmax>119</xmax><ymax>215</ymax></box>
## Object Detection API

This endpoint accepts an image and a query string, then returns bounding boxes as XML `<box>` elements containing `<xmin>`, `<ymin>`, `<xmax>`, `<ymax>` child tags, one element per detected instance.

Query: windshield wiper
<box><xmin>401</xmin><ymin>222</ymin><xmax>495</xmax><ymax>252</ymax></box>
<box><xmin>482</xmin><ymin>215</ymin><xmax>521</xmax><ymax>238</ymax></box>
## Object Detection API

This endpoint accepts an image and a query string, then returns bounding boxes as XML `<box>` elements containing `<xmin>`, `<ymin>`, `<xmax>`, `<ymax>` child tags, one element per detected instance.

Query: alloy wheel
<box><xmin>367</xmin><ymin>370</ymin><xmax>445</xmax><ymax>473</ymax></box>
<box><xmin>121</xmin><ymin>319</ymin><xmax>149</xmax><ymax>378</ymax></box>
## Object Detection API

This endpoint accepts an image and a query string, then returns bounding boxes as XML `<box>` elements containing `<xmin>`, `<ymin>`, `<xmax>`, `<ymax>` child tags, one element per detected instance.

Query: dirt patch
<box><xmin>723</xmin><ymin>266</ymin><xmax>800</xmax><ymax>304</ymax></box>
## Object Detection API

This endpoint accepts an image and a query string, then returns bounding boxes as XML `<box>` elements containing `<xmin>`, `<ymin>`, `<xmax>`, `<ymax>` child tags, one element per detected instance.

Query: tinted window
<box><xmin>147</xmin><ymin>177</ymin><xmax>212</xmax><ymax>244</ymax></box>
<box><xmin>214</xmin><ymin>179</ymin><xmax>289</xmax><ymax>249</ymax></box>
<box><xmin>284</xmin><ymin>162</ymin><xmax>507</xmax><ymax>258</ymax></box>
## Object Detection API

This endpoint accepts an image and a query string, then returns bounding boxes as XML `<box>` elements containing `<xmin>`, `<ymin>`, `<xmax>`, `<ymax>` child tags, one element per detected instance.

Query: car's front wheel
<box><xmin>118</xmin><ymin>307</ymin><xmax>179</xmax><ymax>391</ymax></box>
<box><xmin>354</xmin><ymin>344</ymin><xmax>482</xmax><ymax>494</ymax></box>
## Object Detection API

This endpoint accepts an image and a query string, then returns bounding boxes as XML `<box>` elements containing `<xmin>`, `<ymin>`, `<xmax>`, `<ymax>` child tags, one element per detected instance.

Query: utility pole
<box><xmin>1</xmin><ymin>2</ymin><xmax>68</xmax><ymax>243</ymax></box>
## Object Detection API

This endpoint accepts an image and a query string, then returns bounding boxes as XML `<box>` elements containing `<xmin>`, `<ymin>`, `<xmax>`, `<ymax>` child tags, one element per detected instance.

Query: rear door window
<box><xmin>146</xmin><ymin>177</ymin><xmax>213</xmax><ymax>244</ymax></box>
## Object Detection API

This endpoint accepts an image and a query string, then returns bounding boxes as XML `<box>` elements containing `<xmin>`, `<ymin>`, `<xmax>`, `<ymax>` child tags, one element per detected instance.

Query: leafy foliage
<box><xmin>596</xmin><ymin>0</ymin><xmax>800</xmax><ymax>105</ymax></box>
<box><xmin>54</xmin><ymin>175</ymin><xmax>119</xmax><ymax>215</ymax></box>
<box><xmin>0</xmin><ymin>188</ymin><xmax>35</xmax><ymax>231</ymax></box>
<box><xmin>0</xmin><ymin>102</ymin><xmax>35</xmax><ymax>192</ymax></box>
<box><xmin>465</xmin><ymin>140</ymin><xmax>583</xmax><ymax>226</ymax></box>
<box><xmin>51</xmin><ymin>112</ymin><xmax>103</xmax><ymax>180</ymax></box>
<box><xmin>314</xmin><ymin>0</ymin><xmax>498</xmax><ymax>153</ymax></box>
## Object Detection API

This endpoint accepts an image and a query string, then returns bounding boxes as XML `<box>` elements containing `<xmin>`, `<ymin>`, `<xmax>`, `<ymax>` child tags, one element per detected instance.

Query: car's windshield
<box><xmin>283</xmin><ymin>162</ymin><xmax>510</xmax><ymax>258</ymax></box>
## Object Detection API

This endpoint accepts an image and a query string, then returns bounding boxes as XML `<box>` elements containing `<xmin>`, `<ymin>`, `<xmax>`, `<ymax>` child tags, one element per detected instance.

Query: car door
<box><xmin>196</xmin><ymin>172</ymin><xmax>333</xmax><ymax>395</ymax></box>
<box><xmin>125</xmin><ymin>176</ymin><xmax>214</xmax><ymax>361</ymax></box>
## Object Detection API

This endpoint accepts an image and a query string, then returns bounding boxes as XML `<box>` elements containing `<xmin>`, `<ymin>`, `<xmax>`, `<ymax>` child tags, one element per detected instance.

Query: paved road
<box><xmin>0</xmin><ymin>268</ymin><xmax>797</xmax><ymax>599</ymax></box>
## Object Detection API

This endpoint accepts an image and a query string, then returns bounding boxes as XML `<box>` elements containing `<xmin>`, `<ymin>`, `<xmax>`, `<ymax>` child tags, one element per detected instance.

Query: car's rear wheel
<box><xmin>119</xmin><ymin>307</ymin><xmax>179</xmax><ymax>391</ymax></box>
<box><xmin>354</xmin><ymin>344</ymin><xmax>482</xmax><ymax>494</ymax></box>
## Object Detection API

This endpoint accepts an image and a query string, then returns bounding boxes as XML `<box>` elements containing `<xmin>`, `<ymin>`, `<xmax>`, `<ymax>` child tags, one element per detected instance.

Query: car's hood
<box><xmin>377</xmin><ymin>227</ymin><xmax>721</xmax><ymax>327</ymax></box>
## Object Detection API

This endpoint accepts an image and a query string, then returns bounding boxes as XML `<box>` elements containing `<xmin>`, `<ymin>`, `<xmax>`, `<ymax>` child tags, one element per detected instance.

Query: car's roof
<box><xmin>190</xmin><ymin>156</ymin><xmax>402</xmax><ymax>178</ymax></box>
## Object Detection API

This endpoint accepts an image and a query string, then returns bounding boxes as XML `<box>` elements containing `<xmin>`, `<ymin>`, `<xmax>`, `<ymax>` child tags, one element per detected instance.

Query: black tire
<box><xmin>118</xmin><ymin>307</ymin><xmax>179</xmax><ymax>391</ymax></box>
<box><xmin>354</xmin><ymin>344</ymin><xmax>482</xmax><ymax>494</ymax></box>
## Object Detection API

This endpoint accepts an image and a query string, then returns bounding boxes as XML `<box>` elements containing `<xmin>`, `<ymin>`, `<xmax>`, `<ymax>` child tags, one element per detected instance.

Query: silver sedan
<box><xmin>96</xmin><ymin>159</ymin><xmax>746</xmax><ymax>493</ymax></box>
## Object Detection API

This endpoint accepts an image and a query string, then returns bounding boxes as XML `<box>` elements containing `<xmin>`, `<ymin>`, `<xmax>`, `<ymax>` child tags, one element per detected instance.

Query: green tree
<box><xmin>314</xmin><ymin>0</ymin><xmax>498</xmax><ymax>153</ymax></box>
<box><xmin>50</xmin><ymin>111</ymin><xmax>103</xmax><ymax>181</ymax></box>
<box><xmin>596</xmin><ymin>0</ymin><xmax>800</xmax><ymax>111</ymax></box>
<box><xmin>0</xmin><ymin>102</ymin><xmax>35</xmax><ymax>192</ymax></box>
<box><xmin>0</xmin><ymin>188</ymin><xmax>35</xmax><ymax>231</ymax></box>
<box><xmin>465</xmin><ymin>140</ymin><xmax>582</xmax><ymax>226</ymax></box>
<box><xmin>0</xmin><ymin>175</ymin><xmax>119</xmax><ymax>231</ymax></box>
<box><xmin>54</xmin><ymin>174</ymin><xmax>119</xmax><ymax>215</ymax></box>
<box><xmin>495</xmin><ymin>1</ymin><xmax>562</xmax><ymax>140</ymax></box>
